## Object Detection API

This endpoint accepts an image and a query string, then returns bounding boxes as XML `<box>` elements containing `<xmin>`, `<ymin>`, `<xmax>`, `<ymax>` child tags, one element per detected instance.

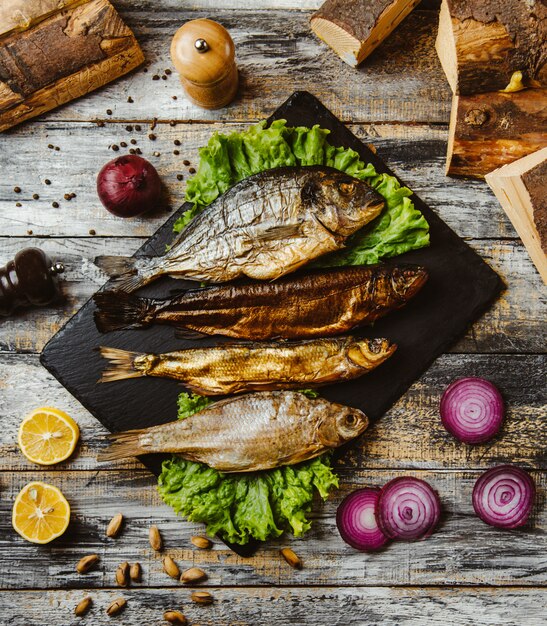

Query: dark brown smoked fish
<box><xmin>95</xmin><ymin>166</ymin><xmax>384</xmax><ymax>291</ymax></box>
<box><xmin>94</xmin><ymin>264</ymin><xmax>428</xmax><ymax>339</ymax></box>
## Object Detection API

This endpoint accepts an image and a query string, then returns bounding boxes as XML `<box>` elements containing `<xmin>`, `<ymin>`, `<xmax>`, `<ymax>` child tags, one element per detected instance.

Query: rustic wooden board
<box><xmin>0</xmin><ymin>353</ymin><xmax>545</xmax><ymax>472</ymax></box>
<box><xmin>0</xmin><ymin>121</ymin><xmax>520</xmax><ymax>239</ymax></box>
<box><xmin>12</xmin><ymin>8</ymin><xmax>450</xmax><ymax>124</ymax></box>
<box><xmin>0</xmin><ymin>469</ymin><xmax>545</xmax><ymax>589</ymax></box>
<box><xmin>1</xmin><ymin>586</ymin><xmax>545</xmax><ymax>626</ymax></box>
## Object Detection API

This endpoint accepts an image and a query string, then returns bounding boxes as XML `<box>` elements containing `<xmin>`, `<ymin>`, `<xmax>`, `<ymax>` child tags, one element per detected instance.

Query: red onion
<box><xmin>440</xmin><ymin>377</ymin><xmax>504</xmax><ymax>444</ymax></box>
<box><xmin>378</xmin><ymin>477</ymin><xmax>441</xmax><ymax>541</ymax></box>
<box><xmin>336</xmin><ymin>488</ymin><xmax>390</xmax><ymax>551</ymax></box>
<box><xmin>97</xmin><ymin>155</ymin><xmax>162</xmax><ymax>217</ymax></box>
<box><xmin>472</xmin><ymin>465</ymin><xmax>535</xmax><ymax>529</ymax></box>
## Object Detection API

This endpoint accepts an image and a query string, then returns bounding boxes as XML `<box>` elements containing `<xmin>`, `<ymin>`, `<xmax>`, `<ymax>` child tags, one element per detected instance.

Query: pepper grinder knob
<box><xmin>170</xmin><ymin>18</ymin><xmax>238</xmax><ymax>109</ymax></box>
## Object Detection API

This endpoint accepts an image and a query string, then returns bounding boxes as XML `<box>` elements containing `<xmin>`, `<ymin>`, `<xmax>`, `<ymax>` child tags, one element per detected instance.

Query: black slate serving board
<box><xmin>41</xmin><ymin>91</ymin><xmax>503</xmax><ymax>555</ymax></box>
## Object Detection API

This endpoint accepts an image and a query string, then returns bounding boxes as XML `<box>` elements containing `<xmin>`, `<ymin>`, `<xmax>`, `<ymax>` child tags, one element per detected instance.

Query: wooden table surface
<box><xmin>0</xmin><ymin>1</ymin><xmax>545</xmax><ymax>624</ymax></box>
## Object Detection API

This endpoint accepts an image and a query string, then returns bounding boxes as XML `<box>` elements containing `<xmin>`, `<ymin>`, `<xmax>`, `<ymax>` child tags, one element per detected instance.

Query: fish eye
<box><xmin>338</xmin><ymin>182</ymin><xmax>355</xmax><ymax>195</ymax></box>
<box><xmin>345</xmin><ymin>413</ymin><xmax>358</xmax><ymax>426</ymax></box>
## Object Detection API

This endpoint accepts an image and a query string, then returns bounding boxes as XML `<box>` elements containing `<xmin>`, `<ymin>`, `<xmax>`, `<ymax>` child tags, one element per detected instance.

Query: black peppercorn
<box><xmin>44</xmin><ymin>179</ymin><xmax>51</xmax><ymax>185</ymax></box>
<box><xmin>89</xmin><ymin>229</ymin><xmax>96</xmax><ymax>235</ymax></box>
<box><xmin>126</xmin><ymin>125</ymin><xmax>133</xmax><ymax>132</ymax></box>
<box><xmin>112</xmin><ymin>144</ymin><xmax>119</xmax><ymax>151</ymax></box>
<box><xmin>136</xmin><ymin>148</ymin><xmax>142</xmax><ymax>155</ymax></box>
<box><xmin>189</xmin><ymin>167</ymin><xmax>196</xmax><ymax>174</ymax></box>
<box><xmin>15</xmin><ymin>202</ymin><xmax>22</xmax><ymax>207</ymax></box>
<box><xmin>127</xmin><ymin>96</ymin><xmax>134</xmax><ymax>103</ymax></box>
<box><xmin>177</xmin><ymin>174</ymin><xmax>183</xmax><ymax>181</ymax></box>
<box><xmin>120</xmin><ymin>142</ymin><xmax>127</xmax><ymax>148</ymax></box>
<box><xmin>129</xmin><ymin>148</ymin><xmax>136</xmax><ymax>154</ymax></box>
<box><xmin>52</xmin><ymin>202</ymin><xmax>59</xmax><ymax>208</ymax></box>
<box><xmin>174</xmin><ymin>139</ymin><xmax>181</xmax><ymax>146</ymax></box>
<box><xmin>183</xmin><ymin>159</ymin><xmax>190</xmax><ymax>166</ymax></box>
<box><xmin>152</xmin><ymin>75</ymin><xmax>160</xmax><ymax>80</ymax></box>
<box><xmin>149</xmin><ymin>133</ymin><xmax>156</xmax><ymax>140</ymax></box>
<box><xmin>106</xmin><ymin>109</ymin><xmax>112</xmax><ymax>115</ymax></box>
<box><xmin>130</xmin><ymin>139</ymin><xmax>137</xmax><ymax>145</ymax></box>
<box><xmin>173</xmin><ymin>150</ymin><xmax>180</xmax><ymax>155</ymax></box>
<box><xmin>48</xmin><ymin>144</ymin><xmax>54</xmax><ymax>149</ymax></box>
<box><xmin>165</xmin><ymin>68</ymin><xmax>172</xmax><ymax>75</ymax></box>
<box><xmin>64</xmin><ymin>193</ymin><xmax>71</xmax><ymax>201</ymax></box>
<box><xmin>169</xmin><ymin>121</ymin><xmax>176</xmax><ymax>127</ymax></box>
<box><xmin>135</xmin><ymin>125</ymin><xmax>142</xmax><ymax>131</ymax></box>
<box><xmin>14</xmin><ymin>186</ymin><xmax>21</xmax><ymax>193</ymax></box>
<box><xmin>32</xmin><ymin>193</ymin><xmax>39</xmax><ymax>200</ymax></box>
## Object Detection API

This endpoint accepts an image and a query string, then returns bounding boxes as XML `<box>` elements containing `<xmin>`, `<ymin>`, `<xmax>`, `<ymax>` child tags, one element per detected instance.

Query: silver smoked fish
<box><xmin>96</xmin><ymin>166</ymin><xmax>384</xmax><ymax>291</ymax></box>
<box><xmin>98</xmin><ymin>391</ymin><xmax>369</xmax><ymax>472</ymax></box>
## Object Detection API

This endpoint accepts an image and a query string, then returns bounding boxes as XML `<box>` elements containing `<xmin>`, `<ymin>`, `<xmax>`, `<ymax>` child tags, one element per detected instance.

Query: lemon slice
<box><xmin>12</xmin><ymin>481</ymin><xmax>70</xmax><ymax>544</ymax></box>
<box><xmin>18</xmin><ymin>407</ymin><xmax>79</xmax><ymax>465</ymax></box>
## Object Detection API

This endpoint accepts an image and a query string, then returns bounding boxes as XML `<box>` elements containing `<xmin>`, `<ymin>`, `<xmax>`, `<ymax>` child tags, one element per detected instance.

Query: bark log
<box><xmin>0</xmin><ymin>0</ymin><xmax>143</xmax><ymax>132</ymax></box>
<box><xmin>486</xmin><ymin>148</ymin><xmax>547</xmax><ymax>284</ymax></box>
<box><xmin>446</xmin><ymin>88</ymin><xmax>547</xmax><ymax>179</ymax></box>
<box><xmin>436</xmin><ymin>0</ymin><xmax>547</xmax><ymax>95</ymax></box>
<box><xmin>310</xmin><ymin>0</ymin><xmax>420</xmax><ymax>67</ymax></box>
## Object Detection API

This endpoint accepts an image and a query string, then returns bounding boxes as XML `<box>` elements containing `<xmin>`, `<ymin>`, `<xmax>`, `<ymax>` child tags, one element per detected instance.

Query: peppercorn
<box><xmin>27</xmin><ymin>230</ymin><xmax>33</xmax><ymax>235</ymax></box>
<box><xmin>112</xmin><ymin>144</ymin><xmax>119</xmax><ymax>151</ymax></box>
<box><xmin>13</xmin><ymin>186</ymin><xmax>21</xmax><ymax>193</ymax></box>
<box><xmin>127</xmin><ymin>96</ymin><xmax>134</xmax><ymax>103</ymax></box>
<box><xmin>183</xmin><ymin>160</ymin><xmax>190</xmax><ymax>166</ymax></box>
<box><xmin>136</xmin><ymin>148</ymin><xmax>142</xmax><ymax>155</ymax></box>
<box><xmin>173</xmin><ymin>150</ymin><xmax>180</xmax><ymax>155</ymax></box>
<box><xmin>89</xmin><ymin>229</ymin><xmax>96</xmax><ymax>236</ymax></box>
<box><xmin>174</xmin><ymin>139</ymin><xmax>181</xmax><ymax>146</ymax></box>
<box><xmin>32</xmin><ymin>193</ymin><xmax>39</xmax><ymax>200</ymax></box>
<box><xmin>143</xmin><ymin>67</ymin><xmax>148</xmax><ymax>73</ymax></box>
<box><xmin>161</xmin><ymin>75</ymin><xmax>167</xmax><ymax>80</ymax></box>
<box><xmin>169</xmin><ymin>121</ymin><xmax>176</xmax><ymax>127</ymax></box>
<box><xmin>52</xmin><ymin>202</ymin><xmax>59</xmax><ymax>208</ymax></box>
<box><xmin>15</xmin><ymin>202</ymin><xmax>22</xmax><ymax>207</ymax></box>
<box><xmin>64</xmin><ymin>193</ymin><xmax>71</xmax><ymax>201</ymax></box>
<box><xmin>130</xmin><ymin>139</ymin><xmax>137</xmax><ymax>145</ymax></box>
<box><xmin>177</xmin><ymin>174</ymin><xmax>183</xmax><ymax>181</ymax></box>
<box><xmin>189</xmin><ymin>167</ymin><xmax>196</xmax><ymax>174</ymax></box>
<box><xmin>44</xmin><ymin>179</ymin><xmax>51</xmax><ymax>185</ymax></box>
<box><xmin>172</xmin><ymin>95</ymin><xmax>177</xmax><ymax>100</ymax></box>
<box><xmin>126</xmin><ymin>125</ymin><xmax>133</xmax><ymax>132</ymax></box>
<box><xmin>48</xmin><ymin>144</ymin><xmax>54</xmax><ymax>149</ymax></box>
<box><xmin>54</xmin><ymin>146</ymin><xmax>60</xmax><ymax>151</ymax></box>
<box><xmin>106</xmin><ymin>109</ymin><xmax>112</xmax><ymax>115</ymax></box>
<box><xmin>120</xmin><ymin>142</ymin><xmax>127</xmax><ymax>148</ymax></box>
<box><xmin>129</xmin><ymin>148</ymin><xmax>136</xmax><ymax>154</ymax></box>
<box><xmin>165</xmin><ymin>68</ymin><xmax>172</xmax><ymax>75</ymax></box>
<box><xmin>152</xmin><ymin>75</ymin><xmax>160</xmax><ymax>80</ymax></box>
<box><xmin>135</xmin><ymin>125</ymin><xmax>142</xmax><ymax>132</ymax></box>
<box><xmin>148</xmin><ymin>133</ymin><xmax>156</xmax><ymax>140</ymax></box>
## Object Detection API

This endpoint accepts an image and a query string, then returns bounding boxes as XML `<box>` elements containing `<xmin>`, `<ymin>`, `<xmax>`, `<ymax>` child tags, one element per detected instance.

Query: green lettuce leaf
<box><xmin>173</xmin><ymin>120</ymin><xmax>429</xmax><ymax>262</ymax></box>
<box><xmin>157</xmin><ymin>392</ymin><xmax>338</xmax><ymax>545</ymax></box>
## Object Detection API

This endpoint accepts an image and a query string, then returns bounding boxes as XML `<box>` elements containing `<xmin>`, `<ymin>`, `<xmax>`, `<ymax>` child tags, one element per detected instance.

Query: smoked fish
<box><xmin>98</xmin><ymin>391</ymin><xmax>369</xmax><ymax>472</ymax></box>
<box><xmin>94</xmin><ymin>264</ymin><xmax>428</xmax><ymax>339</ymax></box>
<box><xmin>96</xmin><ymin>166</ymin><xmax>384</xmax><ymax>291</ymax></box>
<box><xmin>98</xmin><ymin>336</ymin><xmax>396</xmax><ymax>395</ymax></box>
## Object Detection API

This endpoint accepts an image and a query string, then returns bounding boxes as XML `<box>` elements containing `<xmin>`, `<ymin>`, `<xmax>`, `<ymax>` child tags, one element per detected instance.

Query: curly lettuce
<box><xmin>157</xmin><ymin>392</ymin><xmax>338</xmax><ymax>545</ymax></box>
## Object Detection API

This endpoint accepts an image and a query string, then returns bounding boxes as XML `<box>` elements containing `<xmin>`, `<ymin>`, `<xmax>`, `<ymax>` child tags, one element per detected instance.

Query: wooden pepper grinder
<box><xmin>170</xmin><ymin>19</ymin><xmax>238</xmax><ymax>109</ymax></box>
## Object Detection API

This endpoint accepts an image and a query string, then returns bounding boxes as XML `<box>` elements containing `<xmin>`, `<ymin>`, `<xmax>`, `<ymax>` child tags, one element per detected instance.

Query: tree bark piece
<box><xmin>310</xmin><ymin>0</ymin><xmax>420</xmax><ymax>67</ymax></box>
<box><xmin>436</xmin><ymin>0</ymin><xmax>547</xmax><ymax>95</ymax></box>
<box><xmin>486</xmin><ymin>148</ymin><xmax>547</xmax><ymax>284</ymax></box>
<box><xmin>0</xmin><ymin>0</ymin><xmax>144</xmax><ymax>132</ymax></box>
<box><xmin>446</xmin><ymin>88</ymin><xmax>547</xmax><ymax>179</ymax></box>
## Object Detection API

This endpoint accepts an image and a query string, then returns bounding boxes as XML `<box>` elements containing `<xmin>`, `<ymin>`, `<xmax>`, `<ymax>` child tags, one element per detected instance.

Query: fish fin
<box><xmin>252</xmin><ymin>223</ymin><xmax>303</xmax><ymax>242</ymax></box>
<box><xmin>95</xmin><ymin>256</ymin><xmax>157</xmax><ymax>292</ymax></box>
<box><xmin>93</xmin><ymin>290</ymin><xmax>153</xmax><ymax>333</ymax></box>
<box><xmin>97</xmin><ymin>429</ymin><xmax>146</xmax><ymax>461</ymax></box>
<box><xmin>98</xmin><ymin>346</ymin><xmax>145</xmax><ymax>383</ymax></box>
<box><xmin>174</xmin><ymin>328</ymin><xmax>209</xmax><ymax>340</ymax></box>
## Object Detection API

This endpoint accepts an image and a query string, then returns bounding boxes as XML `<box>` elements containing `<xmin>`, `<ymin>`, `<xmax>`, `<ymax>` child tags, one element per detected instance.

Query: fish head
<box><xmin>390</xmin><ymin>265</ymin><xmax>429</xmax><ymax>300</ymax></box>
<box><xmin>317</xmin><ymin>404</ymin><xmax>369</xmax><ymax>448</ymax></box>
<box><xmin>347</xmin><ymin>338</ymin><xmax>397</xmax><ymax>369</ymax></box>
<box><xmin>305</xmin><ymin>171</ymin><xmax>385</xmax><ymax>237</ymax></box>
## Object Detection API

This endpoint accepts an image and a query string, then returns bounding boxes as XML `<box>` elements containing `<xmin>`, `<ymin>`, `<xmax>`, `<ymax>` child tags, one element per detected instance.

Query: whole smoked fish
<box><xmin>94</xmin><ymin>264</ymin><xmax>428</xmax><ymax>339</ymax></box>
<box><xmin>98</xmin><ymin>391</ymin><xmax>369</xmax><ymax>472</ymax></box>
<box><xmin>96</xmin><ymin>166</ymin><xmax>384</xmax><ymax>291</ymax></box>
<box><xmin>98</xmin><ymin>336</ymin><xmax>396</xmax><ymax>395</ymax></box>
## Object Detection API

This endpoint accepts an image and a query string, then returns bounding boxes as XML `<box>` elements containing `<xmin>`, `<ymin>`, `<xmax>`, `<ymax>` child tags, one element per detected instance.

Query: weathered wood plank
<box><xmin>0</xmin><ymin>586</ymin><xmax>545</xmax><ymax>626</ymax></box>
<box><xmin>7</xmin><ymin>8</ymin><xmax>450</xmax><ymax>124</ymax></box>
<box><xmin>0</xmin><ymin>237</ymin><xmax>544</xmax><ymax>354</ymax></box>
<box><xmin>0</xmin><ymin>352</ymin><xmax>544</xmax><ymax>471</ymax></box>
<box><xmin>0</xmin><ymin>121</ymin><xmax>521</xmax><ymax>238</ymax></box>
<box><xmin>0</xmin><ymin>468</ymin><xmax>545</xmax><ymax>589</ymax></box>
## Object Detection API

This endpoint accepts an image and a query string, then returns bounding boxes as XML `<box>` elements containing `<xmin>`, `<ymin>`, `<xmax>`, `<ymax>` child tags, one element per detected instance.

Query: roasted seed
<box><xmin>191</xmin><ymin>535</ymin><xmax>212</xmax><ymax>550</ymax></box>
<box><xmin>129</xmin><ymin>562</ymin><xmax>142</xmax><ymax>582</ymax></box>
<box><xmin>163</xmin><ymin>610</ymin><xmax>187</xmax><ymax>624</ymax></box>
<box><xmin>74</xmin><ymin>596</ymin><xmax>92</xmax><ymax>616</ymax></box>
<box><xmin>191</xmin><ymin>591</ymin><xmax>213</xmax><ymax>605</ymax></box>
<box><xmin>106</xmin><ymin>597</ymin><xmax>126</xmax><ymax>616</ymax></box>
<box><xmin>163</xmin><ymin>555</ymin><xmax>180</xmax><ymax>579</ymax></box>
<box><xmin>76</xmin><ymin>554</ymin><xmax>99</xmax><ymax>574</ymax></box>
<box><xmin>115</xmin><ymin>561</ymin><xmax>129</xmax><ymax>587</ymax></box>
<box><xmin>280</xmin><ymin>547</ymin><xmax>302</xmax><ymax>569</ymax></box>
<box><xmin>149</xmin><ymin>525</ymin><xmax>162</xmax><ymax>551</ymax></box>
<box><xmin>180</xmin><ymin>567</ymin><xmax>207</xmax><ymax>584</ymax></box>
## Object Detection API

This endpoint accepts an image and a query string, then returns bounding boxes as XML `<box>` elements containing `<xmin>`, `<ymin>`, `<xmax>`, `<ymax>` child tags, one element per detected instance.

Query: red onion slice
<box><xmin>336</xmin><ymin>488</ymin><xmax>390</xmax><ymax>551</ymax></box>
<box><xmin>440</xmin><ymin>377</ymin><xmax>504</xmax><ymax>444</ymax></box>
<box><xmin>378</xmin><ymin>477</ymin><xmax>441</xmax><ymax>541</ymax></box>
<box><xmin>472</xmin><ymin>465</ymin><xmax>535</xmax><ymax>529</ymax></box>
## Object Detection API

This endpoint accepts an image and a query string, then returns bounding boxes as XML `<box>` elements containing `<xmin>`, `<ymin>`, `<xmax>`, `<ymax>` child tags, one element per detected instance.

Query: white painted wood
<box><xmin>0</xmin><ymin>122</ymin><xmax>518</xmax><ymax>238</ymax></box>
<box><xmin>2</xmin><ymin>586</ymin><xmax>545</xmax><ymax>626</ymax></box>
<box><xmin>0</xmin><ymin>353</ymin><xmax>544</xmax><ymax>471</ymax></box>
<box><xmin>0</xmin><ymin>468</ymin><xmax>546</xmax><ymax>589</ymax></box>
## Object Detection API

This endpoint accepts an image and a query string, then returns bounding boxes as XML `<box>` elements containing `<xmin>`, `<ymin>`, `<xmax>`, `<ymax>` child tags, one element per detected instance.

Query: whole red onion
<box><xmin>97</xmin><ymin>155</ymin><xmax>162</xmax><ymax>217</ymax></box>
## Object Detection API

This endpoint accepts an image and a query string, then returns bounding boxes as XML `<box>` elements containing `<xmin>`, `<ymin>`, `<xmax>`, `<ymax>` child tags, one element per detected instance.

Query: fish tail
<box><xmin>93</xmin><ymin>290</ymin><xmax>155</xmax><ymax>333</ymax></box>
<box><xmin>94</xmin><ymin>255</ymin><xmax>157</xmax><ymax>292</ymax></box>
<box><xmin>98</xmin><ymin>346</ymin><xmax>145</xmax><ymax>383</ymax></box>
<box><xmin>97</xmin><ymin>429</ymin><xmax>147</xmax><ymax>461</ymax></box>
